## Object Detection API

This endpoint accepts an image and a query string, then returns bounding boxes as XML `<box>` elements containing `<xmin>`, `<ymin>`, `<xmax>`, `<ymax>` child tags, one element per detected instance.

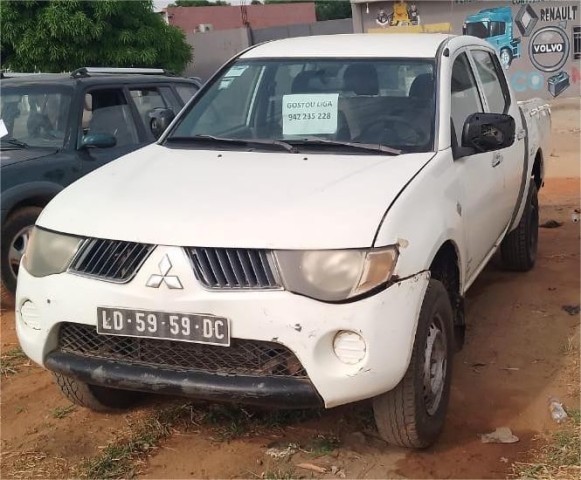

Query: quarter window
<box><xmin>450</xmin><ymin>53</ymin><xmax>483</xmax><ymax>147</ymax></box>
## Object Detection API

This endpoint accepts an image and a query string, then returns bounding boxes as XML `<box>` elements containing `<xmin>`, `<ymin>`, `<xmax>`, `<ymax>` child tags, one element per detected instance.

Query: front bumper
<box><xmin>16</xmin><ymin>245</ymin><xmax>429</xmax><ymax>408</ymax></box>
<box><xmin>45</xmin><ymin>351</ymin><xmax>323</xmax><ymax>408</ymax></box>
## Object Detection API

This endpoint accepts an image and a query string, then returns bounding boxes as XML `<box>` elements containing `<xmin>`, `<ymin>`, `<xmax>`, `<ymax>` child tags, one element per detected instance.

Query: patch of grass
<box><xmin>513</xmin><ymin>408</ymin><xmax>580</xmax><ymax>479</ymax></box>
<box><xmin>262</xmin><ymin>468</ymin><xmax>300</xmax><ymax>479</ymax></box>
<box><xmin>50</xmin><ymin>404</ymin><xmax>76</xmax><ymax>419</ymax></box>
<box><xmin>193</xmin><ymin>404</ymin><xmax>321</xmax><ymax>441</ymax></box>
<box><xmin>305</xmin><ymin>434</ymin><xmax>340</xmax><ymax>457</ymax></box>
<box><xmin>80</xmin><ymin>403</ymin><xmax>191</xmax><ymax>479</ymax></box>
<box><xmin>1</xmin><ymin>347</ymin><xmax>28</xmax><ymax>376</ymax></box>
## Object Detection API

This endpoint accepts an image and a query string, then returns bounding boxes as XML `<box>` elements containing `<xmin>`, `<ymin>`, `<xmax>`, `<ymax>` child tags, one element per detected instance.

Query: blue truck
<box><xmin>463</xmin><ymin>7</ymin><xmax>521</xmax><ymax>69</ymax></box>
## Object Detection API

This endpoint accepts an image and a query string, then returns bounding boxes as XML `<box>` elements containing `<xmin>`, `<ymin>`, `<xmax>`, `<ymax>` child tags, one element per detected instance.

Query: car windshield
<box><xmin>464</xmin><ymin>22</ymin><xmax>489</xmax><ymax>39</ymax></box>
<box><xmin>168</xmin><ymin>58</ymin><xmax>436</xmax><ymax>153</ymax></box>
<box><xmin>0</xmin><ymin>85</ymin><xmax>72</xmax><ymax>148</ymax></box>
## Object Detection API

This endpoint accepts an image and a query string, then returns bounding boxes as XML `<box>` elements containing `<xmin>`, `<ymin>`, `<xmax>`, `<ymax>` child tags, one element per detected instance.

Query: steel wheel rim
<box><xmin>423</xmin><ymin>314</ymin><xmax>447</xmax><ymax>416</ymax></box>
<box><xmin>500</xmin><ymin>51</ymin><xmax>510</xmax><ymax>68</ymax></box>
<box><xmin>7</xmin><ymin>225</ymin><xmax>32</xmax><ymax>280</ymax></box>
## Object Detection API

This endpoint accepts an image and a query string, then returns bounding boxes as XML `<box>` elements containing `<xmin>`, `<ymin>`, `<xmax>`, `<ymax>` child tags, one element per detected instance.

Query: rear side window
<box><xmin>471</xmin><ymin>50</ymin><xmax>509</xmax><ymax>114</ymax></box>
<box><xmin>450</xmin><ymin>53</ymin><xmax>483</xmax><ymax>147</ymax></box>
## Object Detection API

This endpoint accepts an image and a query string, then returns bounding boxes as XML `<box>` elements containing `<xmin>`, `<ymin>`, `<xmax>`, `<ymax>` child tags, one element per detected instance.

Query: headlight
<box><xmin>275</xmin><ymin>247</ymin><xmax>398</xmax><ymax>302</ymax></box>
<box><xmin>22</xmin><ymin>227</ymin><xmax>83</xmax><ymax>277</ymax></box>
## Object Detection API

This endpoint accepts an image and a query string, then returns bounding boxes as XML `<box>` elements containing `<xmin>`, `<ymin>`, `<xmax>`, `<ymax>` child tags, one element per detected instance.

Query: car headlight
<box><xmin>22</xmin><ymin>227</ymin><xmax>83</xmax><ymax>277</ymax></box>
<box><xmin>275</xmin><ymin>247</ymin><xmax>398</xmax><ymax>302</ymax></box>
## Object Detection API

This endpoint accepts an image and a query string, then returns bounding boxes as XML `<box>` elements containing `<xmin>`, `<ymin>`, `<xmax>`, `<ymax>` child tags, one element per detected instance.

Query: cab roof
<box><xmin>241</xmin><ymin>33</ymin><xmax>455</xmax><ymax>60</ymax></box>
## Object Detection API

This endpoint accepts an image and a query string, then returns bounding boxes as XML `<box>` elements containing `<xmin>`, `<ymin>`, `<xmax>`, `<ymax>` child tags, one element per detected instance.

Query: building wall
<box><xmin>352</xmin><ymin>0</ymin><xmax>580</xmax><ymax>100</ymax></box>
<box><xmin>185</xmin><ymin>19</ymin><xmax>353</xmax><ymax>82</ymax></box>
<box><xmin>167</xmin><ymin>3</ymin><xmax>316</xmax><ymax>33</ymax></box>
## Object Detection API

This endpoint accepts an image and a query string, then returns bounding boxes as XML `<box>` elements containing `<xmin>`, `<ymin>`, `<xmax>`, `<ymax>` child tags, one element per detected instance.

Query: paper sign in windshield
<box><xmin>282</xmin><ymin>94</ymin><xmax>339</xmax><ymax>136</ymax></box>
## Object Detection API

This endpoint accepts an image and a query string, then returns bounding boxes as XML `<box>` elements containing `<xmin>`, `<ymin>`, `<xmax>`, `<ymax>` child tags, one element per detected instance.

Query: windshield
<box><xmin>0</xmin><ymin>85</ymin><xmax>72</xmax><ymax>148</ymax></box>
<box><xmin>464</xmin><ymin>22</ymin><xmax>489</xmax><ymax>39</ymax></box>
<box><xmin>168</xmin><ymin>58</ymin><xmax>436</xmax><ymax>153</ymax></box>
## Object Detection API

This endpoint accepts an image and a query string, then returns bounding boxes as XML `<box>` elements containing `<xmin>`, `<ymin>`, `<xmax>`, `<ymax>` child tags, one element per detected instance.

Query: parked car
<box><xmin>16</xmin><ymin>34</ymin><xmax>550</xmax><ymax>448</ymax></box>
<box><xmin>1</xmin><ymin>67</ymin><xmax>200</xmax><ymax>302</ymax></box>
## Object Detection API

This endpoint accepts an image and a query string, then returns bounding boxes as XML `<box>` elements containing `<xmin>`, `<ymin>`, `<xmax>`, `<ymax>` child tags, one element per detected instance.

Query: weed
<box><xmin>513</xmin><ymin>407</ymin><xmax>580</xmax><ymax>479</ymax></box>
<box><xmin>50</xmin><ymin>404</ymin><xmax>76</xmax><ymax>419</ymax></box>
<box><xmin>1</xmin><ymin>347</ymin><xmax>28</xmax><ymax>376</ymax></box>
<box><xmin>306</xmin><ymin>434</ymin><xmax>340</xmax><ymax>457</ymax></box>
<box><xmin>80</xmin><ymin>403</ymin><xmax>191</xmax><ymax>479</ymax></box>
<box><xmin>262</xmin><ymin>468</ymin><xmax>299</xmax><ymax>479</ymax></box>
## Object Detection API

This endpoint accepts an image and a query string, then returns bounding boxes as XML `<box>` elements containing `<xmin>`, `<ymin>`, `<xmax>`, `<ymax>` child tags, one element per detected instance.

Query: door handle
<box><xmin>492</xmin><ymin>152</ymin><xmax>503</xmax><ymax>167</ymax></box>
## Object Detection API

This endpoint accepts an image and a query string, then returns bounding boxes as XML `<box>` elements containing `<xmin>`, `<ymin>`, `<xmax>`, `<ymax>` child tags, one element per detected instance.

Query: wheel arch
<box><xmin>1</xmin><ymin>182</ymin><xmax>63</xmax><ymax>225</ymax></box>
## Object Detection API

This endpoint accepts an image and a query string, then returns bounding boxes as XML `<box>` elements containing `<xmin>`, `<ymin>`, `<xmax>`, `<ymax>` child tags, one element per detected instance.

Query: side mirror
<box><xmin>462</xmin><ymin>113</ymin><xmax>515</xmax><ymax>153</ymax></box>
<box><xmin>81</xmin><ymin>133</ymin><xmax>117</xmax><ymax>149</ymax></box>
<box><xmin>149</xmin><ymin>108</ymin><xmax>175</xmax><ymax>140</ymax></box>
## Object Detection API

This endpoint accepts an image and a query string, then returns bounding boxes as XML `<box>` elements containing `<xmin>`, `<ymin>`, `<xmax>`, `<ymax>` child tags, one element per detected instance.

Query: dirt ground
<box><xmin>1</xmin><ymin>101</ymin><xmax>579</xmax><ymax>479</ymax></box>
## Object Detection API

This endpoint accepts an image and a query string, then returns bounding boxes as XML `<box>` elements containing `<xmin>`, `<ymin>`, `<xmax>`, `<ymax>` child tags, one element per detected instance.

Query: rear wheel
<box><xmin>1</xmin><ymin>207</ymin><xmax>42</xmax><ymax>306</ymax></box>
<box><xmin>53</xmin><ymin>373</ymin><xmax>142</xmax><ymax>412</ymax></box>
<box><xmin>501</xmin><ymin>181</ymin><xmax>539</xmax><ymax>272</ymax></box>
<box><xmin>373</xmin><ymin>280</ymin><xmax>454</xmax><ymax>449</ymax></box>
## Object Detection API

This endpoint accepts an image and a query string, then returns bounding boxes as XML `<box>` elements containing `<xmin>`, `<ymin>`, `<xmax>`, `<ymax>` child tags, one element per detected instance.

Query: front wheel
<box><xmin>53</xmin><ymin>373</ymin><xmax>142</xmax><ymax>412</ymax></box>
<box><xmin>373</xmin><ymin>279</ymin><xmax>454</xmax><ymax>449</ymax></box>
<box><xmin>500</xmin><ymin>48</ymin><xmax>512</xmax><ymax>69</ymax></box>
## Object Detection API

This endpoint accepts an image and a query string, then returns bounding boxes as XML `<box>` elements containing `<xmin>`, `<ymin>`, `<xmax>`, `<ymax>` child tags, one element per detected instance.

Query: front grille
<box><xmin>58</xmin><ymin>323</ymin><xmax>307</xmax><ymax>378</ymax></box>
<box><xmin>69</xmin><ymin>239</ymin><xmax>154</xmax><ymax>282</ymax></box>
<box><xmin>186</xmin><ymin>247</ymin><xmax>281</xmax><ymax>289</ymax></box>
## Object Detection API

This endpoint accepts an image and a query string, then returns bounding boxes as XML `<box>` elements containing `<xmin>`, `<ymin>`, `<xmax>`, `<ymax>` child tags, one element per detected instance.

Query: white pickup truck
<box><xmin>16</xmin><ymin>34</ymin><xmax>550</xmax><ymax>448</ymax></box>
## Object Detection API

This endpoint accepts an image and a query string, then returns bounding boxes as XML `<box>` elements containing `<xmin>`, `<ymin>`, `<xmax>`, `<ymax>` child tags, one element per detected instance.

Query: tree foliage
<box><xmin>264</xmin><ymin>0</ymin><xmax>351</xmax><ymax>21</ymax></box>
<box><xmin>0</xmin><ymin>0</ymin><xmax>192</xmax><ymax>73</ymax></box>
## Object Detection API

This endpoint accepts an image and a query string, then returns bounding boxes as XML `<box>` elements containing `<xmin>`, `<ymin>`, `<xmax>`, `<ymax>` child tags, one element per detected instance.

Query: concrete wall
<box><xmin>351</xmin><ymin>0</ymin><xmax>580</xmax><ymax>100</ymax></box>
<box><xmin>167</xmin><ymin>3</ymin><xmax>316</xmax><ymax>33</ymax></box>
<box><xmin>186</xmin><ymin>19</ymin><xmax>353</xmax><ymax>81</ymax></box>
<box><xmin>184</xmin><ymin>28</ymin><xmax>250</xmax><ymax>80</ymax></box>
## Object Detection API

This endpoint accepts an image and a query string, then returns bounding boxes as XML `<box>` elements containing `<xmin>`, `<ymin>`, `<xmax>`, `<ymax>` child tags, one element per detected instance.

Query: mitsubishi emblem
<box><xmin>146</xmin><ymin>255</ymin><xmax>183</xmax><ymax>289</ymax></box>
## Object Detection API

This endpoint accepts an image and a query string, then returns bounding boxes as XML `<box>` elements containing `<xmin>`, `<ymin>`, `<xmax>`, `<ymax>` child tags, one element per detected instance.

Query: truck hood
<box><xmin>38</xmin><ymin>144</ymin><xmax>433</xmax><ymax>249</ymax></box>
<box><xmin>0</xmin><ymin>147</ymin><xmax>58</xmax><ymax>167</ymax></box>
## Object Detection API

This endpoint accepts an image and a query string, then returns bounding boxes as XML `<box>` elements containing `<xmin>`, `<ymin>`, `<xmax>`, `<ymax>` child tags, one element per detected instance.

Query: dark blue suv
<box><xmin>0</xmin><ymin>67</ymin><xmax>200</xmax><ymax>302</ymax></box>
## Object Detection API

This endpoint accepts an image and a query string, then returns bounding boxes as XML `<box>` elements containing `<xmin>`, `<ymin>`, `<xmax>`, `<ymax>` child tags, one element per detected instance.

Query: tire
<box><xmin>501</xmin><ymin>181</ymin><xmax>539</xmax><ymax>272</ymax></box>
<box><xmin>373</xmin><ymin>279</ymin><xmax>454</xmax><ymax>449</ymax></box>
<box><xmin>1</xmin><ymin>206</ymin><xmax>43</xmax><ymax>306</ymax></box>
<box><xmin>53</xmin><ymin>373</ymin><xmax>141</xmax><ymax>412</ymax></box>
<box><xmin>500</xmin><ymin>48</ymin><xmax>512</xmax><ymax>69</ymax></box>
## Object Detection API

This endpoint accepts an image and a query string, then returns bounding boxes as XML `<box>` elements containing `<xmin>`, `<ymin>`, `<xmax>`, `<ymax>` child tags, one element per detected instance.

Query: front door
<box><xmin>450</xmin><ymin>52</ymin><xmax>507</xmax><ymax>279</ymax></box>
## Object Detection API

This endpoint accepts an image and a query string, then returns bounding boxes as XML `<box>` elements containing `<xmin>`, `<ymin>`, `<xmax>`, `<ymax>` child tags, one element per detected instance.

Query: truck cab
<box><xmin>463</xmin><ymin>7</ymin><xmax>521</xmax><ymax>69</ymax></box>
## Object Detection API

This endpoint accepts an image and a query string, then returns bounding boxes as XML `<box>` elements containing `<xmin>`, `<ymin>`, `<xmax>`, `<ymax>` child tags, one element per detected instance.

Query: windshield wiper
<box><xmin>1</xmin><ymin>136</ymin><xmax>29</xmax><ymax>149</ymax></box>
<box><xmin>287</xmin><ymin>137</ymin><xmax>401</xmax><ymax>156</ymax></box>
<box><xmin>168</xmin><ymin>134</ymin><xmax>298</xmax><ymax>153</ymax></box>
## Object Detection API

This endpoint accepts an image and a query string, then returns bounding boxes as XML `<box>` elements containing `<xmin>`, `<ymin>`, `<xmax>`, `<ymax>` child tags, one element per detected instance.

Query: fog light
<box><xmin>333</xmin><ymin>331</ymin><xmax>366</xmax><ymax>365</ymax></box>
<box><xmin>20</xmin><ymin>300</ymin><xmax>40</xmax><ymax>330</ymax></box>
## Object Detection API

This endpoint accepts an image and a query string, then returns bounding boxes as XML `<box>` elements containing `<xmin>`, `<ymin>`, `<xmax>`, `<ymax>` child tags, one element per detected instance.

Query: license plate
<box><xmin>96</xmin><ymin>307</ymin><xmax>230</xmax><ymax>346</ymax></box>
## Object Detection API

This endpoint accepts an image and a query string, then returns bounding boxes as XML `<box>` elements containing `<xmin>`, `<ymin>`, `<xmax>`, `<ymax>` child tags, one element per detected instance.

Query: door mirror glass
<box><xmin>81</xmin><ymin>132</ymin><xmax>117</xmax><ymax>149</ymax></box>
<box><xmin>149</xmin><ymin>108</ymin><xmax>175</xmax><ymax>139</ymax></box>
<box><xmin>462</xmin><ymin>112</ymin><xmax>515</xmax><ymax>153</ymax></box>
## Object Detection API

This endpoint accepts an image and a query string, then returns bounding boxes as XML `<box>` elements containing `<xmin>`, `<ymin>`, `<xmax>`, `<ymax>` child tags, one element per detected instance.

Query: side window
<box><xmin>129</xmin><ymin>87</ymin><xmax>167</xmax><ymax>126</ymax></box>
<box><xmin>490</xmin><ymin>21</ymin><xmax>506</xmax><ymax>37</ymax></box>
<box><xmin>174</xmin><ymin>84</ymin><xmax>199</xmax><ymax>104</ymax></box>
<box><xmin>451</xmin><ymin>53</ymin><xmax>483</xmax><ymax>147</ymax></box>
<box><xmin>471</xmin><ymin>50</ymin><xmax>509</xmax><ymax>114</ymax></box>
<box><xmin>83</xmin><ymin>89</ymin><xmax>139</xmax><ymax>147</ymax></box>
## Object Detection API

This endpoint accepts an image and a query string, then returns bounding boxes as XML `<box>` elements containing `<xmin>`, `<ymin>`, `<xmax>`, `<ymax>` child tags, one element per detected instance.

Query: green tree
<box><xmin>0</xmin><ymin>0</ymin><xmax>192</xmax><ymax>73</ymax></box>
<box><xmin>264</xmin><ymin>0</ymin><xmax>351</xmax><ymax>21</ymax></box>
